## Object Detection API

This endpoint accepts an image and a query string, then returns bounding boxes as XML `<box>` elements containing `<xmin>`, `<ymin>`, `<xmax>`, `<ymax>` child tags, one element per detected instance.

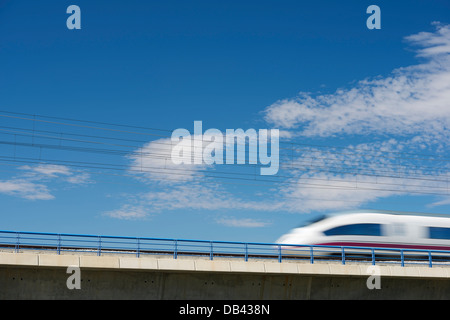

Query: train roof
<box><xmin>330</xmin><ymin>209</ymin><xmax>450</xmax><ymax>219</ymax></box>
<box><xmin>298</xmin><ymin>209</ymin><xmax>450</xmax><ymax>228</ymax></box>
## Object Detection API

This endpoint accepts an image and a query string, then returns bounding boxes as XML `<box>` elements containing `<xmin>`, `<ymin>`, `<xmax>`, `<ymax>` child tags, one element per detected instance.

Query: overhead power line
<box><xmin>1</xmin><ymin>109</ymin><xmax>449</xmax><ymax>161</ymax></box>
<box><xmin>0</xmin><ymin>109</ymin><xmax>448</xmax><ymax>197</ymax></box>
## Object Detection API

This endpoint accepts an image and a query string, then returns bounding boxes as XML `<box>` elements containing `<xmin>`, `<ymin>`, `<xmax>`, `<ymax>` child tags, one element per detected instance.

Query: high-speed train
<box><xmin>276</xmin><ymin>210</ymin><xmax>450</xmax><ymax>253</ymax></box>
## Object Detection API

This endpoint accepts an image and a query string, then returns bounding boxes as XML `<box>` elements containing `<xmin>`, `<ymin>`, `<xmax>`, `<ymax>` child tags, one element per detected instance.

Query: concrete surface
<box><xmin>0</xmin><ymin>252</ymin><xmax>449</xmax><ymax>299</ymax></box>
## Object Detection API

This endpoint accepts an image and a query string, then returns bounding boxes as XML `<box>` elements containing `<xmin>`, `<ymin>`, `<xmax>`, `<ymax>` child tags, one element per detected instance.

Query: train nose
<box><xmin>275</xmin><ymin>234</ymin><xmax>291</xmax><ymax>244</ymax></box>
<box><xmin>275</xmin><ymin>229</ymin><xmax>312</xmax><ymax>256</ymax></box>
<box><xmin>276</xmin><ymin>228</ymin><xmax>312</xmax><ymax>246</ymax></box>
<box><xmin>276</xmin><ymin>233</ymin><xmax>303</xmax><ymax>244</ymax></box>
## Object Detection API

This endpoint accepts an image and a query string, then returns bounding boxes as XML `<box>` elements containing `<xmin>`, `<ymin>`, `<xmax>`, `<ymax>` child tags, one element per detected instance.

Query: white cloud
<box><xmin>0</xmin><ymin>179</ymin><xmax>54</xmax><ymax>200</ymax></box>
<box><xmin>103</xmin><ymin>177</ymin><xmax>287</xmax><ymax>220</ymax></box>
<box><xmin>19</xmin><ymin>164</ymin><xmax>92</xmax><ymax>184</ymax></box>
<box><xmin>279</xmin><ymin>173</ymin><xmax>405</xmax><ymax>213</ymax></box>
<box><xmin>23</xmin><ymin>164</ymin><xmax>71</xmax><ymax>177</ymax></box>
<box><xmin>103</xmin><ymin>205</ymin><xmax>149</xmax><ymax>220</ymax></box>
<box><xmin>141</xmin><ymin>183</ymin><xmax>285</xmax><ymax>212</ymax></box>
<box><xmin>275</xmin><ymin>135</ymin><xmax>450</xmax><ymax>213</ymax></box>
<box><xmin>128</xmin><ymin>137</ymin><xmax>207</xmax><ymax>184</ymax></box>
<box><xmin>65</xmin><ymin>172</ymin><xmax>91</xmax><ymax>185</ymax></box>
<box><xmin>106</xmin><ymin>23</ymin><xmax>450</xmax><ymax>218</ymax></box>
<box><xmin>0</xmin><ymin>164</ymin><xmax>92</xmax><ymax>200</ymax></box>
<box><xmin>264</xmin><ymin>23</ymin><xmax>450</xmax><ymax>145</ymax></box>
<box><xmin>116</xmin><ymin>135</ymin><xmax>280</xmax><ymax>219</ymax></box>
<box><xmin>405</xmin><ymin>22</ymin><xmax>450</xmax><ymax>58</ymax></box>
<box><xmin>216</xmin><ymin>217</ymin><xmax>272</xmax><ymax>228</ymax></box>
<box><xmin>257</xmin><ymin>23</ymin><xmax>450</xmax><ymax>212</ymax></box>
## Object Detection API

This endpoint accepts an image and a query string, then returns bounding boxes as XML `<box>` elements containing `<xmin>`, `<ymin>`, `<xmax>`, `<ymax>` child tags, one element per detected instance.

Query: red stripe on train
<box><xmin>315</xmin><ymin>242</ymin><xmax>450</xmax><ymax>251</ymax></box>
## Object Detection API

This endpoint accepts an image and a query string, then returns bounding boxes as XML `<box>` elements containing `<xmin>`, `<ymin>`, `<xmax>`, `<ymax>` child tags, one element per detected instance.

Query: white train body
<box><xmin>276</xmin><ymin>210</ymin><xmax>450</xmax><ymax>254</ymax></box>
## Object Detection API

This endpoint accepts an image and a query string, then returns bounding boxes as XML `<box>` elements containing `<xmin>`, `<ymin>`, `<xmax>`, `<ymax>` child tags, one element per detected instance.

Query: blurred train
<box><xmin>276</xmin><ymin>210</ymin><xmax>450</xmax><ymax>254</ymax></box>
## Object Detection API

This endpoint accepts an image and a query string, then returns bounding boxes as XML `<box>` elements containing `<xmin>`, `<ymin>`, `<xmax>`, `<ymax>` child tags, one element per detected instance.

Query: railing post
<box><xmin>371</xmin><ymin>248</ymin><xmax>375</xmax><ymax>266</ymax></box>
<box><xmin>174</xmin><ymin>240</ymin><xmax>178</xmax><ymax>259</ymax></box>
<box><xmin>400</xmin><ymin>250</ymin><xmax>404</xmax><ymax>267</ymax></box>
<box><xmin>210</xmin><ymin>241</ymin><xmax>213</xmax><ymax>261</ymax></box>
<box><xmin>278</xmin><ymin>245</ymin><xmax>282</xmax><ymax>263</ymax></box>
<box><xmin>97</xmin><ymin>236</ymin><xmax>102</xmax><ymax>256</ymax></box>
<box><xmin>15</xmin><ymin>232</ymin><xmax>20</xmax><ymax>253</ymax></box>
<box><xmin>244</xmin><ymin>243</ymin><xmax>248</xmax><ymax>262</ymax></box>
<box><xmin>341</xmin><ymin>247</ymin><xmax>345</xmax><ymax>265</ymax></box>
<box><xmin>428</xmin><ymin>251</ymin><xmax>432</xmax><ymax>268</ymax></box>
<box><xmin>310</xmin><ymin>246</ymin><xmax>314</xmax><ymax>264</ymax></box>
<box><xmin>57</xmin><ymin>234</ymin><xmax>61</xmax><ymax>255</ymax></box>
<box><xmin>136</xmin><ymin>238</ymin><xmax>140</xmax><ymax>258</ymax></box>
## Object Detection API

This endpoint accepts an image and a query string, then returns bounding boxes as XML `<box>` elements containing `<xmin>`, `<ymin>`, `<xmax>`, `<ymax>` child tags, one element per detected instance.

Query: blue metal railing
<box><xmin>1</xmin><ymin>230</ymin><xmax>450</xmax><ymax>268</ymax></box>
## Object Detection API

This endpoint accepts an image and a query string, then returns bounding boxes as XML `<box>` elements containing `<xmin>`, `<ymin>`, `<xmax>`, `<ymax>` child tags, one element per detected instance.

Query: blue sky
<box><xmin>0</xmin><ymin>0</ymin><xmax>449</xmax><ymax>243</ymax></box>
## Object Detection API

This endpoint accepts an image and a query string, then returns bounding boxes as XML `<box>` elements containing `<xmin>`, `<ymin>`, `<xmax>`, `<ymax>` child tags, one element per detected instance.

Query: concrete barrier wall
<box><xmin>2</xmin><ymin>265</ymin><xmax>450</xmax><ymax>299</ymax></box>
<box><xmin>0</xmin><ymin>252</ymin><xmax>449</xmax><ymax>299</ymax></box>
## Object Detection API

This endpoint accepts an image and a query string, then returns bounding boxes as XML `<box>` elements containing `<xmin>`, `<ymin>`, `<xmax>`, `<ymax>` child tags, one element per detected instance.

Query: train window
<box><xmin>428</xmin><ymin>227</ymin><xmax>450</xmax><ymax>240</ymax></box>
<box><xmin>323</xmin><ymin>223</ymin><xmax>382</xmax><ymax>236</ymax></box>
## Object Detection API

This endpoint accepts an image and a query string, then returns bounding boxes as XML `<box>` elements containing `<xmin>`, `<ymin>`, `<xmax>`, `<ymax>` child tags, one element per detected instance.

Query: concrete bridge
<box><xmin>0</xmin><ymin>250</ymin><xmax>449</xmax><ymax>299</ymax></box>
